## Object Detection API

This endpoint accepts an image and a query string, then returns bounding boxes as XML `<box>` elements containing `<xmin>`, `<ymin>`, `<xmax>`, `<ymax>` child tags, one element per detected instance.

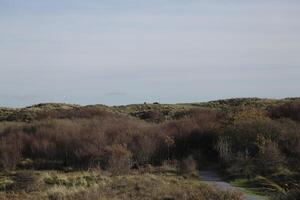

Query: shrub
<box><xmin>227</xmin><ymin>151</ymin><xmax>256</xmax><ymax>179</ymax></box>
<box><xmin>178</xmin><ymin>156</ymin><xmax>198</xmax><ymax>176</ymax></box>
<box><xmin>215</xmin><ymin>136</ymin><xmax>233</xmax><ymax>163</ymax></box>
<box><xmin>269</xmin><ymin>102</ymin><xmax>300</xmax><ymax>122</ymax></box>
<box><xmin>275</xmin><ymin>186</ymin><xmax>300</xmax><ymax>200</ymax></box>
<box><xmin>0</xmin><ymin>133</ymin><xmax>23</xmax><ymax>170</ymax></box>
<box><xmin>104</xmin><ymin>144</ymin><xmax>132</xmax><ymax>175</ymax></box>
<box><xmin>256</xmin><ymin>139</ymin><xmax>285</xmax><ymax>174</ymax></box>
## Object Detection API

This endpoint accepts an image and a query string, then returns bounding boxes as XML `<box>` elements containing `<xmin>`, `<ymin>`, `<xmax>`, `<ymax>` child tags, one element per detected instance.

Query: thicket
<box><xmin>269</xmin><ymin>102</ymin><xmax>300</xmax><ymax>122</ymax></box>
<box><xmin>0</xmin><ymin>102</ymin><xmax>299</xmax><ymax>196</ymax></box>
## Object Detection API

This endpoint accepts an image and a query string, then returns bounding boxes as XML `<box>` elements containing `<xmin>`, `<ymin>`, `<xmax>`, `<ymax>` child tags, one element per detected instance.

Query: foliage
<box><xmin>0</xmin><ymin>98</ymin><xmax>299</xmax><ymax>198</ymax></box>
<box><xmin>103</xmin><ymin>144</ymin><xmax>132</xmax><ymax>175</ymax></box>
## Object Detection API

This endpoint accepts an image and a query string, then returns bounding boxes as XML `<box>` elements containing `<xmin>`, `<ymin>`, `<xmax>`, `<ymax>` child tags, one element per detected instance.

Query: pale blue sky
<box><xmin>0</xmin><ymin>0</ymin><xmax>299</xmax><ymax>107</ymax></box>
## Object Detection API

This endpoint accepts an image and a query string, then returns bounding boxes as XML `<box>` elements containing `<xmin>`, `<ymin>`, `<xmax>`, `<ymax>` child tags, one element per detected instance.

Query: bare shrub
<box><xmin>215</xmin><ymin>136</ymin><xmax>233</xmax><ymax>163</ymax></box>
<box><xmin>227</xmin><ymin>151</ymin><xmax>256</xmax><ymax>179</ymax></box>
<box><xmin>0</xmin><ymin>133</ymin><xmax>23</xmax><ymax>170</ymax></box>
<box><xmin>269</xmin><ymin>102</ymin><xmax>300</xmax><ymax>122</ymax></box>
<box><xmin>104</xmin><ymin>144</ymin><xmax>132</xmax><ymax>175</ymax></box>
<box><xmin>256</xmin><ymin>139</ymin><xmax>285</xmax><ymax>174</ymax></box>
<box><xmin>128</xmin><ymin>125</ymin><xmax>162</xmax><ymax>165</ymax></box>
<box><xmin>178</xmin><ymin>156</ymin><xmax>198</xmax><ymax>176</ymax></box>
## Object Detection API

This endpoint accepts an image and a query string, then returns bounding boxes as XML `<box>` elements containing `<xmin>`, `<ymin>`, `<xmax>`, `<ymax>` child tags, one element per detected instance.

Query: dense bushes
<box><xmin>2</xmin><ymin>105</ymin><xmax>112</xmax><ymax>122</ymax></box>
<box><xmin>1</xmin><ymin>107</ymin><xmax>299</xmax><ymax>175</ymax></box>
<box><xmin>256</xmin><ymin>139</ymin><xmax>285</xmax><ymax>174</ymax></box>
<box><xmin>103</xmin><ymin>144</ymin><xmax>132</xmax><ymax>175</ymax></box>
<box><xmin>0</xmin><ymin>103</ymin><xmax>299</xmax><ymax>198</ymax></box>
<box><xmin>0</xmin><ymin>108</ymin><xmax>222</xmax><ymax>171</ymax></box>
<box><xmin>270</xmin><ymin>102</ymin><xmax>300</xmax><ymax>122</ymax></box>
<box><xmin>0</xmin><ymin>132</ymin><xmax>23</xmax><ymax>170</ymax></box>
<box><xmin>0</xmin><ymin>113</ymin><xmax>158</xmax><ymax>170</ymax></box>
<box><xmin>162</xmin><ymin>109</ymin><xmax>221</xmax><ymax>160</ymax></box>
<box><xmin>216</xmin><ymin>118</ymin><xmax>299</xmax><ymax>176</ymax></box>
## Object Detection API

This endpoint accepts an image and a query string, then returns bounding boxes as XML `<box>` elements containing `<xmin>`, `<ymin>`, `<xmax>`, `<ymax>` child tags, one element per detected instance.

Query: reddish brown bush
<box><xmin>270</xmin><ymin>102</ymin><xmax>300</xmax><ymax>122</ymax></box>
<box><xmin>256</xmin><ymin>139</ymin><xmax>285</xmax><ymax>174</ymax></box>
<box><xmin>0</xmin><ymin>103</ymin><xmax>299</xmax><ymax>180</ymax></box>
<box><xmin>103</xmin><ymin>144</ymin><xmax>132</xmax><ymax>175</ymax></box>
<box><xmin>0</xmin><ymin>132</ymin><xmax>23</xmax><ymax>170</ymax></box>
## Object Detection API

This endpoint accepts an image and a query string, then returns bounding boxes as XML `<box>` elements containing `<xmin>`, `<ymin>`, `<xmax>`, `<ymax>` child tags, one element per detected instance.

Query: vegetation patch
<box><xmin>0</xmin><ymin>98</ymin><xmax>299</xmax><ymax>199</ymax></box>
<box><xmin>230</xmin><ymin>176</ymin><xmax>285</xmax><ymax>196</ymax></box>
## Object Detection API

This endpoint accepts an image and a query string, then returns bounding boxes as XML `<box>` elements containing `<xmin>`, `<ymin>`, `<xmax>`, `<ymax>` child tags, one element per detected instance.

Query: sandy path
<box><xmin>199</xmin><ymin>170</ymin><xmax>268</xmax><ymax>200</ymax></box>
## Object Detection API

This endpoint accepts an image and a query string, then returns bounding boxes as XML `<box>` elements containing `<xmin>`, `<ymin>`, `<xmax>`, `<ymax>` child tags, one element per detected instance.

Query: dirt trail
<box><xmin>199</xmin><ymin>170</ymin><xmax>268</xmax><ymax>200</ymax></box>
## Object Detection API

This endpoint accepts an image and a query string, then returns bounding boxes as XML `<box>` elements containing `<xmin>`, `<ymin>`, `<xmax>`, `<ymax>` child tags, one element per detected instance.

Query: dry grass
<box><xmin>0</xmin><ymin>169</ymin><xmax>243</xmax><ymax>200</ymax></box>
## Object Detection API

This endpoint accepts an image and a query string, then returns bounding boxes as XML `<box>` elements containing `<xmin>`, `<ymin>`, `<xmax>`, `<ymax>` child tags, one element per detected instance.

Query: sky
<box><xmin>0</xmin><ymin>0</ymin><xmax>300</xmax><ymax>107</ymax></box>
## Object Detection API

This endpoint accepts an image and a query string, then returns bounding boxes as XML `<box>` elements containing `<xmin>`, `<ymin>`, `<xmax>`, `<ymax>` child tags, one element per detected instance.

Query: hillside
<box><xmin>1</xmin><ymin>98</ymin><xmax>300</xmax><ymax>122</ymax></box>
<box><xmin>0</xmin><ymin>98</ymin><xmax>300</xmax><ymax>200</ymax></box>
